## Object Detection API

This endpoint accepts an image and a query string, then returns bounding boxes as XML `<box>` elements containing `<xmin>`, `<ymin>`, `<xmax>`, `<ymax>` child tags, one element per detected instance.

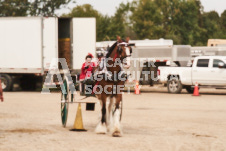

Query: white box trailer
<box><xmin>0</xmin><ymin>17</ymin><xmax>96</xmax><ymax>91</ymax></box>
<box><xmin>0</xmin><ymin>17</ymin><xmax>44</xmax><ymax>73</ymax></box>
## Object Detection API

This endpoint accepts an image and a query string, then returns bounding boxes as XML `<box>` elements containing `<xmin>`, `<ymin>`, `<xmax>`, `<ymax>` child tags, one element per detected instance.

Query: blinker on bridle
<box><xmin>117</xmin><ymin>42</ymin><xmax>134</xmax><ymax>58</ymax></box>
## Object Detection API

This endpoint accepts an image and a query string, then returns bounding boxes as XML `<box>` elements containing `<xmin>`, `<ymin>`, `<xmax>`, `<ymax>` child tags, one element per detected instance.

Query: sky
<box><xmin>56</xmin><ymin>0</ymin><xmax>226</xmax><ymax>16</ymax></box>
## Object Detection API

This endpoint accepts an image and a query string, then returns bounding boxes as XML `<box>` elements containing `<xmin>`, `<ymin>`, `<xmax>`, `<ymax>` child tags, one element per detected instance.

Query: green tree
<box><xmin>130</xmin><ymin>0</ymin><xmax>164</xmax><ymax>39</ymax></box>
<box><xmin>0</xmin><ymin>0</ymin><xmax>73</xmax><ymax>17</ymax></box>
<box><xmin>109</xmin><ymin>2</ymin><xmax>132</xmax><ymax>40</ymax></box>
<box><xmin>64</xmin><ymin>4</ymin><xmax>99</xmax><ymax>18</ymax></box>
<box><xmin>220</xmin><ymin>10</ymin><xmax>226</xmax><ymax>38</ymax></box>
<box><xmin>129</xmin><ymin>0</ymin><xmax>209</xmax><ymax>45</ymax></box>
<box><xmin>163</xmin><ymin>0</ymin><xmax>204</xmax><ymax>45</ymax></box>
<box><xmin>97</xmin><ymin>15</ymin><xmax>112</xmax><ymax>41</ymax></box>
<box><xmin>153</xmin><ymin>0</ymin><xmax>184</xmax><ymax>43</ymax></box>
<box><xmin>0</xmin><ymin>0</ymin><xmax>29</xmax><ymax>16</ymax></box>
<box><xmin>201</xmin><ymin>11</ymin><xmax>221</xmax><ymax>43</ymax></box>
<box><xmin>29</xmin><ymin>0</ymin><xmax>73</xmax><ymax>16</ymax></box>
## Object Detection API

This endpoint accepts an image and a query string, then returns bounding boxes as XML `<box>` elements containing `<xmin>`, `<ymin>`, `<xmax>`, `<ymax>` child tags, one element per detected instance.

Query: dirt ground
<box><xmin>1</xmin><ymin>87</ymin><xmax>226</xmax><ymax>151</ymax></box>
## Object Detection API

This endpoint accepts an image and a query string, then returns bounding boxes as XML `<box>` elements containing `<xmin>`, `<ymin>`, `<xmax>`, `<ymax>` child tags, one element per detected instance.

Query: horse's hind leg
<box><xmin>112</xmin><ymin>94</ymin><xmax>122</xmax><ymax>137</ymax></box>
<box><xmin>95</xmin><ymin>95</ymin><xmax>107</xmax><ymax>134</ymax></box>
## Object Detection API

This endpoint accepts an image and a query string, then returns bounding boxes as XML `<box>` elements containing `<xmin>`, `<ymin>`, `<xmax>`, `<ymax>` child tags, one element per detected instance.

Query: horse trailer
<box><xmin>191</xmin><ymin>46</ymin><xmax>226</xmax><ymax>59</ymax></box>
<box><xmin>0</xmin><ymin>17</ymin><xmax>96</xmax><ymax>91</ymax></box>
<box><xmin>128</xmin><ymin>44</ymin><xmax>191</xmax><ymax>86</ymax></box>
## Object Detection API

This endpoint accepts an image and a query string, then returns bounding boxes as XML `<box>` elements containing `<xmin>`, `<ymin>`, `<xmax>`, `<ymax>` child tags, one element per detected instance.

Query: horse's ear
<box><xmin>126</xmin><ymin>37</ymin><xmax>130</xmax><ymax>43</ymax></box>
<box><xmin>117</xmin><ymin>35</ymin><xmax>122</xmax><ymax>42</ymax></box>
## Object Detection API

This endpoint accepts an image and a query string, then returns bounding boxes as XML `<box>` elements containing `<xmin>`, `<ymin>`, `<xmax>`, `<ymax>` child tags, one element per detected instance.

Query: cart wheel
<box><xmin>61</xmin><ymin>77</ymin><xmax>70</xmax><ymax>127</ymax></box>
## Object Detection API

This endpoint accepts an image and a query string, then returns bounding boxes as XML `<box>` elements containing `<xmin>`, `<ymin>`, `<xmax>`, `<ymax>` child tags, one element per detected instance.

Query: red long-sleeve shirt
<box><xmin>79</xmin><ymin>62</ymin><xmax>96</xmax><ymax>80</ymax></box>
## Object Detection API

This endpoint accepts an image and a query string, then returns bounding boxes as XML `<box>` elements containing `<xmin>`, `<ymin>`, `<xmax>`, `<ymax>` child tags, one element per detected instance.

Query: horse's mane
<box><xmin>106</xmin><ymin>41</ymin><xmax>117</xmax><ymax>58</ymax></box>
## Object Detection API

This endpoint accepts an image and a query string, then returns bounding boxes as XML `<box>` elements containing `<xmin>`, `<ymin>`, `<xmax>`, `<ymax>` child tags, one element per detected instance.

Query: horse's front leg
<box><xmin>112</xmin><ymin>94</ymin><xmax>123</xmax><ymax>137</ymax></box>
<box><xmin>95</xmin><ymin>94</ymin><xmax>107</xmax><ymax>134</ymax></box>
<box><xmin>106</xmin><ymin>96</ymin><xmax>114</xmax><ymax>131</ymax></box>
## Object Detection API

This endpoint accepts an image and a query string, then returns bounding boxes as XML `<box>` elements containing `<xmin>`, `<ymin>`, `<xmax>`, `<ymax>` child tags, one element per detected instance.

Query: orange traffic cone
<box><xmin>134</xmin><ymin>81</ymin><xmax>140</xmax><ymax>95</ymax></box>
<box><xmin>193</xmin><ymin>82</ymin><xmax>199</xmax><ymax>96</ymax></box>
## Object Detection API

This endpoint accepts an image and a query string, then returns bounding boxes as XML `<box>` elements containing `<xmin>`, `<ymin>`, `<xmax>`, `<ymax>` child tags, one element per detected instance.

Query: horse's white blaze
<box><xmin>95</xmin><ymin>122</ymin><xmax>107</xmax><ymax>134</ymax></box>
<box><xmin>124</xmin><ymin>47</ymin><xmax>131</xmax><ymax>69</ymax></box>
<box><xmin>125</xmin><ymin>47</ymin><xmax>130</xmax><ymax>56</ymax></box>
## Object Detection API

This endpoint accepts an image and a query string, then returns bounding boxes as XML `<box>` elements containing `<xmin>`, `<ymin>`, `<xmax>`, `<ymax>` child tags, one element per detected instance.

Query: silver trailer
<box><xmin>96</xmin><ymin>40</ymin><xmax>226</xmax><ymax>87</ymax></box>
<box><xmin>191</xmin><ymin>47</ymin><xmax>226</xmax><ymax>59</ymax></box>
<box><xmin>127</xmin><ymin>44</ymin><xmax>191</xmax><ymax>85</ymax></box>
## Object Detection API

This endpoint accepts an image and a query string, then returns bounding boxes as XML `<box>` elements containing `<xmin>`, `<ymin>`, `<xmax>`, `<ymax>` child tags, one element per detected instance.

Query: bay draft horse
<box><xmin>94</xmin><ymin>37</ymin><xmax>133</xmax><ymax>137</ymax></box>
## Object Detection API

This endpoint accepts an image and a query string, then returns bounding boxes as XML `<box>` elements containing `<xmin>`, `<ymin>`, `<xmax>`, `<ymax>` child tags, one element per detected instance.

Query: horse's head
<box><xmin>116</xmin><ymin>36</ymin><xmax>134</xmax><ymax>69</ymax></box>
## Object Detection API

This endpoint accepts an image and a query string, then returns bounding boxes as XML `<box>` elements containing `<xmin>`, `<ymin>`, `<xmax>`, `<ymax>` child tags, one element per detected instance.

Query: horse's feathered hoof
<box><xmin>95</xmin><ymin>122</ymin><xmax>107</xmax><ymax>134</ymax></box>
<box><xmin>112</xmin><ymin>131</ymin><xmax>122</xmax><ymax>137</ymax></box>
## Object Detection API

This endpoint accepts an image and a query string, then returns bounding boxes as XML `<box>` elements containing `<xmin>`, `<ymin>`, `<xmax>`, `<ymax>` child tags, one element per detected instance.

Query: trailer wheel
<box><xmin>0</xmin><ymin>74</ymin><xmax>13</xmax><ymax>91</ymax></box>
<box><xmin>185</xmin><ymin>86</ymin><xmax>194</xmax><ymax>94</ymax></box>
<box><xmin>20</xmin><ymin>75</ymin><xmax>37</xmax><ymax>91</ymax></box>
<box><xmin>167</xmin><ymin>76</ymin><xmax>182</xmax><ymax>93</ymax></box>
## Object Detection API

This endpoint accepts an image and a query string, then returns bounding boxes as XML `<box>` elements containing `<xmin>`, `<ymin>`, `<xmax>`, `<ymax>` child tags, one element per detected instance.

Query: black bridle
<box><xmin>106</xmin><ymin>41</ymin><xmax>135</xmax><ymax>59</ymax></box>
<box><xmin>116</xmin><ymin>42</ymin><xmax>134</xmax><ymax>59</ymax></box>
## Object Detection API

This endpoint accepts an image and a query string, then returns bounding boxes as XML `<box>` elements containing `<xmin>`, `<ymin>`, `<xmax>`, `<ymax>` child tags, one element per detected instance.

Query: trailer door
<box><xmin>43</xmin><ymin>17</ymin><xmax>58</xmax><ymax>69</ymax></box>
<box><xmin>72</xmin><ymin>18</ymin><xmax>96</xmax><ymax>71</ymax></box>
<box><xmin>0</xmin><ymin>17</ymin><xmax>42</xmax><ymax>72</ymax></box>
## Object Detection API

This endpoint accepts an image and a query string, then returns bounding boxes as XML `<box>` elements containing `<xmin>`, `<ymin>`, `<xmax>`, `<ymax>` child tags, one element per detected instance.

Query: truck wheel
<box><xmin>0</xmin><ymin>74</ymin><xmax>13</xmax><ymax>91</ymax></box>
<box><xmin>167</xmin><ymin>77</ymin><xmax>182</xmax><ymax>93</ymax></box>
<box><xmin>185</xmin><ymin>86</ymin><xmax>194</xmax><ymax>94</ymax></box>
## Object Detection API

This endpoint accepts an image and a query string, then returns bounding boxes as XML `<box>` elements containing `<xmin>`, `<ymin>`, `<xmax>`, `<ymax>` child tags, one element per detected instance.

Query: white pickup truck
<box><xmin>158</xmin><ymin>56</ymin><xmax>226</xmax><ymax>93</ymax></box>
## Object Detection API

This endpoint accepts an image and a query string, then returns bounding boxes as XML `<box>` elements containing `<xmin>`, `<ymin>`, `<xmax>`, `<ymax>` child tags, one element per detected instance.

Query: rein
<box><xmin>113</xmin><ymin>53</ymin><xmax>118</xmax><ymax>61</ymax></box>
